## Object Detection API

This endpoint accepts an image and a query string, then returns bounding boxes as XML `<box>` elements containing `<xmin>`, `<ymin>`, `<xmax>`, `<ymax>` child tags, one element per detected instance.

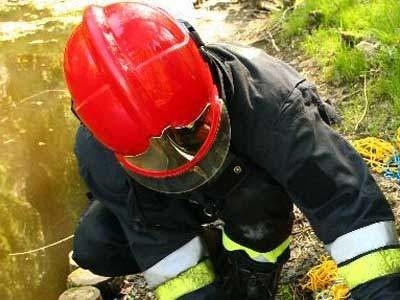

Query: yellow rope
<box><xmin>351</xmin><ymin>137</ymin><xmax>396</xmax><ymax>173</ymax></box>
<box><xmin>330</xmin><ymin>283</ymin><xmax>351</xmax><ymax>299</ymax></box>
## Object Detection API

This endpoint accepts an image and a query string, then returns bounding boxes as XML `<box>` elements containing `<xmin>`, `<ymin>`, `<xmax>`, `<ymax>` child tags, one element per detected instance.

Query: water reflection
<box><xmin>0</xmin><ymin>1</ymin><xmax>198</xmax><ymax>298</ymax></box>
<box><xmin>0</xmin><ymin>1</ymin><xmax>101</xmax><ymax>299</ymax></box>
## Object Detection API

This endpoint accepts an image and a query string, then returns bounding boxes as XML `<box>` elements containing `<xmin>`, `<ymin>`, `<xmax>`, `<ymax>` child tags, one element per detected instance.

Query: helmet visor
<box><xmin>119</xmin><ymin>99</ymin><xmax>230</xmax><ymax>193</ymax></box>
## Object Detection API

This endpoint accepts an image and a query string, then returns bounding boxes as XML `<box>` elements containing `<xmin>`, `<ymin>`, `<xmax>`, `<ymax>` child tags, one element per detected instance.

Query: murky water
<box><xmin>0</xmin><ymin>1</ymin><xmax>123</xmax><ymax>299</ymax></box>
<box><xmin>0</xmin><ymin>2</ymin><xmax>202</xmax><ymax>299</ymax></box>
<box><xmin>0</xmin><ymin>1</ymin><xmax>265</xmax><ymax>299</ymax></box>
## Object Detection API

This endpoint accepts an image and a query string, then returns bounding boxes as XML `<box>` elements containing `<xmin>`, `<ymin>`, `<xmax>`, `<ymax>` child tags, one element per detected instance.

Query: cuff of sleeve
<box><xmin>338</xmin><ymin>247</ymin><xmax>400</xmax><ymax>290</ymax></box>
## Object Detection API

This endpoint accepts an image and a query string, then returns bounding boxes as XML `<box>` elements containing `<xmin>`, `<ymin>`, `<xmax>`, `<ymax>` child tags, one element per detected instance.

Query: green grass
<box><xmin>276</xmin><ymin>0</ymin><xmax>400</xmax><ymax>137</ymax></box>
<box><xmin>278</xmin><ymin>284</ymin><xmax>296</xmax><ymax>299</ymax></box>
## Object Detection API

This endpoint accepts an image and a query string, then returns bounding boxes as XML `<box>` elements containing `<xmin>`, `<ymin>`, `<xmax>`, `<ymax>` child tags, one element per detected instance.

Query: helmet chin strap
<box><xmin>178</xmin><ymin>19</ymin><xmax>205</xmax><ymax>48</ymax></box>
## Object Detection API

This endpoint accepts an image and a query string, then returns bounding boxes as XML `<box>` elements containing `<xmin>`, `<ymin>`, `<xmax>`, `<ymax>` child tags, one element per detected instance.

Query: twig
<box><xmin>339</xmin><ymin>89</ymin><xmax>361</xmax><ymax>102</ymax></box>
<box><xmin>354</xmin><ymin>75</ymin><xmax>368</xmax><ymax>132</ymax></box>
<box><xmin>18</xmin><ymin>89</ymin><xmax>69</xmax><ymax>105</ymax></box>
<box><xmin>292</xmin><ymin>227</ymin><xmax>312</xmax><ymax>235</ymax></box>
<box><xmin>8</xmin><ymin>234</ymin><xmax>74</xmax><ymax>256</ymax></box>
<box><xmin>270</xmin><ymin>5</ymin><xmax>293</xmax><ymax>34</ymax></box>
<box><xmin>267</xmin><ymin>31</ymin><xmax>280</xmax><ymax>52</ymax></box>
<box><xmin>288</xmin><ymin>283</ymin><xmax>297</xmax><ymax>300</ymax></box>
<box><xmin>247</xmin><ymin>5</ymin><xmax>293</xmax><ymax>48</ymax></box>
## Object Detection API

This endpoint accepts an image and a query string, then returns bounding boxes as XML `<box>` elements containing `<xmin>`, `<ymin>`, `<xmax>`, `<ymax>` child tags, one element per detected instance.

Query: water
<box><xmin>0</xmin><ymin>1</ymin><xmax>117</xmax><ymax>299</ymax></box>
<box><xmin>0</xmin><ymin>1</ymin><xmax>247</xmax><ymax>299</ymax></box>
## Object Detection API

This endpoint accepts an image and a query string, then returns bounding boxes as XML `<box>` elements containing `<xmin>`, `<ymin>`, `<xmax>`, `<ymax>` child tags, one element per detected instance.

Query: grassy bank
<box><xmin>275</xmin><ymin>0</ymin><xmax>400</xmax><ymax>138</ymax></box>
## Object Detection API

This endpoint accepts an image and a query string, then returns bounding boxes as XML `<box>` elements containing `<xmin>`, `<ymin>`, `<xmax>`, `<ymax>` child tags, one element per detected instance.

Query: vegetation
<box><xmin>271</xmin><ymin>1</ymin><xmax>400</xmax><ymax>298</ymax></box>
<box><xmin>276</xmin><ymin>0</ymin><xmax>400</xmax><ymax>138</ymax></box>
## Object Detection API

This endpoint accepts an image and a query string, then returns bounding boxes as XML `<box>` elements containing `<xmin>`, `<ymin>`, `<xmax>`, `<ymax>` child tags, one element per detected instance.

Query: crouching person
<box><xmin>64</xmin><ymin>2</ymin><xmax>400</xmax><ymax>299</ymax></box>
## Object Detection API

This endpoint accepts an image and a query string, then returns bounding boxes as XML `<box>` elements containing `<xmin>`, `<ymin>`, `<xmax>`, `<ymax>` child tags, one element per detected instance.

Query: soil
<box><xmin>119</xmin><ymin>1</ymin><xmax>400</xmax><ymax>299</ymax></box>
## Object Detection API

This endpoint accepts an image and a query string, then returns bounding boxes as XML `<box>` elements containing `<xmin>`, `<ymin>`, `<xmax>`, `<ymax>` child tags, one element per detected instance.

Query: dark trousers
<box><xmin>73</xmin><ymin>200</ymin><xmax>141</xmax><ymax>276</ymax></box>
<box><xmin>73</xmin><ymin>198</ymin><xmax>203</xmax><ymax>276</ymax></box>
<box><xmin>73</xmin><ymin>197</ymin><xmax>292</xmax><ymax>276</ymax></box>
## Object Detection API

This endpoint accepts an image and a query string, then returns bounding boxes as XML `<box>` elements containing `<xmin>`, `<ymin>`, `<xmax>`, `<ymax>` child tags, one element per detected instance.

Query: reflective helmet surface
<box><xmin>64</xmin><ymin>2</ymin><xmax>230</xmax><ymax>193</ymax></box>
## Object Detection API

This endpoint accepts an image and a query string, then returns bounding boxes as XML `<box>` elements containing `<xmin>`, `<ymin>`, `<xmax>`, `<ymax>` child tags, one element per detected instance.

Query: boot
<box><xmin>216</xmin><ymin>250</ymin><xmax>286</xmax><ymax>300</ymax></box>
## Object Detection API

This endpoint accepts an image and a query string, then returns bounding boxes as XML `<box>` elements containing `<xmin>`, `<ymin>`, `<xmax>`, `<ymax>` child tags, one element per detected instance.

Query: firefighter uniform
<box><xmin>72</xmin><ymin>42</ymin><xmax>400</xmax><ymax>299</ymax></box>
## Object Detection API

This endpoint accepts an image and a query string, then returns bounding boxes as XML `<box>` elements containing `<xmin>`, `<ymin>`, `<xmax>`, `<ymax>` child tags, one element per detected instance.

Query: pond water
<box><xmin>0</xmin><ymin>1</ymin><xmax>231</xmax><ymax>298</ymax></box>
<box><xmin>0</xmin><ymin>1</ymin><xmax>121</xmax><ymax>299</ymax></box>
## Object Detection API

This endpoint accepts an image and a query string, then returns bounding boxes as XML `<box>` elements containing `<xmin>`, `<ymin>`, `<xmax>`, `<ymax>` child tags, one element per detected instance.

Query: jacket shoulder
<box><xmin>206</xmin><ymin>43</ymin><xmax>304</xmax><ymax>101</ymax></box>
<box><xmin>74</xmin><ymin>125</ymin><xmax>129</xmax><ymax>195</ymax></box>
<box><xmin>203</xmin><ymin>44</ymin><xmax>305</xmax><ymax>156</ymax></box>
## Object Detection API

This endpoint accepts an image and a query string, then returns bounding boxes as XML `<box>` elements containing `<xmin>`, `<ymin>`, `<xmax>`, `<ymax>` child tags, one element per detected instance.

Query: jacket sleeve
<box><xmin>255</xmin><ymin>81</ymin><xmax>400</xmax><ymax>298</ymax></box>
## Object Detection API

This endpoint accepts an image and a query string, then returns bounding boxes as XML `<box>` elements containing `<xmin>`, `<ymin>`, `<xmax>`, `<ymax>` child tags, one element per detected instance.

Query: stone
<box><xmin>256</xmin><ymin>1</ymin><xmax>280</xmax><ymax>11</ymax></box>
<box><xmin>356</xmin><ymin>41</ymin><xmax>379</xmax><ymax>57</ymax></box>
<box><xmin>59</xmin><ymin>286</ymin><xmax>103</xmax><ymax>300</ymax></box>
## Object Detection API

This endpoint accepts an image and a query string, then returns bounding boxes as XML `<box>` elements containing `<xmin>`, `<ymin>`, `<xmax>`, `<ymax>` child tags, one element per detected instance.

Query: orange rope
<box><xmin>301</xmin><ymin>256</ymin><xmax>350</xmax><ymax>300</ymax></box>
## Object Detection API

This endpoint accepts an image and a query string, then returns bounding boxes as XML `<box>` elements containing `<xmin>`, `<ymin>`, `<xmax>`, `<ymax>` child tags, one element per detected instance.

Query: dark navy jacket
<box><xmin>75</xmin><ymin>43</ymin><xmax>399</xmax><ymax>298</ymax></box>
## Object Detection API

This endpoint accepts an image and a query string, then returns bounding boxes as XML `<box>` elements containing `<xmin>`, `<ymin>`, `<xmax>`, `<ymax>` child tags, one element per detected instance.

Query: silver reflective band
<box><xmin>143</xmin><ymin>236</ymin><xmax>206</xmax><ymax>289</ymax></box>
<box><xmin>326</xmin><ymin>221</ymin><xmax>399</xmax><ymax>264</ymax></box>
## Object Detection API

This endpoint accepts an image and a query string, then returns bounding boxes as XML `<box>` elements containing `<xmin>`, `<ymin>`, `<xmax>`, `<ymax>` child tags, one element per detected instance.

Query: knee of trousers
<box><xmin>72</xmin><ymin>222</ymin><xmax>127</xmax><ymax>276</ymax></box>
<box><xmin>72</xmin><ymin>225</ymin><xmax>106</xmax><ymax>271</ymax></box>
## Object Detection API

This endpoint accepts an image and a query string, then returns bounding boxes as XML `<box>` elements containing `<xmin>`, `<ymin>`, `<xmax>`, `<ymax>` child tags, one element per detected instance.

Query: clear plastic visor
<box><xmin>122</xmin><ymin>100</ymin><xmax>231</xmax><ymax>193</ymax></box>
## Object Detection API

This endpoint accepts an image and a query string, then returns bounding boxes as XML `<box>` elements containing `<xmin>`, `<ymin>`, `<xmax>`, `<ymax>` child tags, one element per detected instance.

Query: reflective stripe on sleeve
<box><xmin>222</xmin><ymin>231</ymin><xmax>291</xmax><ymax>263</ymax></box>
<box><xmin>338</xmin><ymin>248</ymin><xmax>400</xmax><ymax>289</ymax></box>
<box><xmin>155</xmin><ymin>259</ymin><xmax>215</xmax><ymax>300</ymax></box>
<box><xmin>143</xmin><ymin>236</ymin><xmax>206</xmax><ymax>289</ymax></box>
<box><xmin>326</xmin><ymin>221</ymin><xmax>399</xmax><ymax>264</ymax></box>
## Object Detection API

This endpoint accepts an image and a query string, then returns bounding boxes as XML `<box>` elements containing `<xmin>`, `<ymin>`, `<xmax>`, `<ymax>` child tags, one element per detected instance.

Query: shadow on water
<box><xmin>0</xmin><ymin>1</ymin><xmax>91</xmax><ymax>299</ymax></box>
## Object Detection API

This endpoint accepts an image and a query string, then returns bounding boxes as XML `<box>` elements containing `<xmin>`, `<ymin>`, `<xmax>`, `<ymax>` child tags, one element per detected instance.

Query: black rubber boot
<box><xmin>216</xmin><ymin>249</ymin><xmax>287</xmax><ymax>300</ymax></box>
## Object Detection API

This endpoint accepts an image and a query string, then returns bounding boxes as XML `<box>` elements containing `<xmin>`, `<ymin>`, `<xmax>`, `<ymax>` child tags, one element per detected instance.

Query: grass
<box><xmin>265</xmin><ymin>3</ymin><xmax>400</xmax><ymax>298</ymax></box>
<box><xmin>275</xmin><ymin>0</ymin><xmax>400</xmax><ymax>138</ymax></box>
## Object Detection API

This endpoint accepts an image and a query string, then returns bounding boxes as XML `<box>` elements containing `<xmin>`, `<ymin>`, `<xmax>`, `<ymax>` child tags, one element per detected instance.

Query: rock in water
<box><xmin>59</xmin><ymin>286</ymin><xmax>103</xmax><ymax>300</ymax></box>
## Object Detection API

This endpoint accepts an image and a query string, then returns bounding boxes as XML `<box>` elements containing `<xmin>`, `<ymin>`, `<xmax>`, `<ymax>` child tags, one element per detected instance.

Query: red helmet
<box><xmin>64</xmin><ymin>2</ymin><xmax>230</xmax><ymax>193</ymax></box>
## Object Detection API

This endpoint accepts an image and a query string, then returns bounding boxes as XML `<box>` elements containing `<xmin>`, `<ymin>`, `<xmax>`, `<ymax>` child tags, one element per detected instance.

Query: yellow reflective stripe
<box><xmin>222</xmin><ymin>232</ymin><xmax>291</xmax><ymax>263</ymax></box>
<box><xmin>155</xmin><ymin>260</ymin><xmax>215</xmax><ymax>300</ymax></box>
<box><xmin>338</xmin><ymin>248</ymin><xmax>400</xmax><ymax>289</ymax></box>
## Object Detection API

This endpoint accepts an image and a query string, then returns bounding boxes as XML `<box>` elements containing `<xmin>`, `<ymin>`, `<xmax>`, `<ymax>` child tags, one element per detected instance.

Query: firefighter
<box><xmin>64</xmin><ymin>2</ymin><xmax>400</xmax><ymax>299</ymax></box>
